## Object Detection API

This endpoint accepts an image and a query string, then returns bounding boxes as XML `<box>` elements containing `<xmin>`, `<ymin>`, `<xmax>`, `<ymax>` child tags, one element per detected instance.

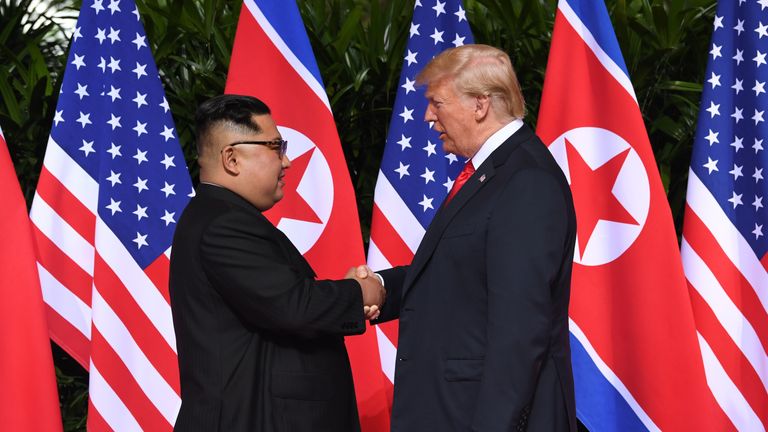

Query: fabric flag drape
<box><xmin>224</xmin><ymin>1</ymin><xmax>390</xmax><ymax>429</ymax></box>
<box><xmin>0</xmin><ymin>126</ymin><xmax>63</xmax><ymax>431</ymax></box>
<box><xmin>29</xmin><ymin>0</ymin><xmax>194</xmax><ymax>429</ymax></box>
<box><xmin>682</xmin><ymin>1</ymin><xmax>768</xmax><ymax>430</ymax></box>
<box><xmin>366</xmin><ymin>0</ymin><xmax>473</xmax><ymax>424</ymax></box>
<box><xmin>537</xmin><ymin>0</ymin><xmax>731</xmax><ymax>430</ymax></box>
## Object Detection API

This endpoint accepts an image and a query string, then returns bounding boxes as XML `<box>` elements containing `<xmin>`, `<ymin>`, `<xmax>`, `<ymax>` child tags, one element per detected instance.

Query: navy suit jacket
<box><xmin>377</xmin><ymin>125</ymin><xmax>577</xmax><ymax>431</ymax></box>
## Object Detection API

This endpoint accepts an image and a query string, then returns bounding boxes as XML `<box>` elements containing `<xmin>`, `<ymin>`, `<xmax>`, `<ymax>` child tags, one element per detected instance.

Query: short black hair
<box><xmin>195</xmin><ymin>94</ymin><xmax>271</xmax><ymax>155</ymax></box>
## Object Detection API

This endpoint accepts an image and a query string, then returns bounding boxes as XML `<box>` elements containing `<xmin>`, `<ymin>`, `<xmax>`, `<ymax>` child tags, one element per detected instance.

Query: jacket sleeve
<box><xmin>471</xmin><ymin>168</ymin><xmax>571</xmax><ymax>431</ymax></box>
<box><xmin>199</xmin><ymin>210</ymin><xmax>365</xmax><ymax>338</ymax></box>
<box><xmin>371</xmin><ymin>266</ymin><xmax>408</xmax><ymax>324</ymax></box>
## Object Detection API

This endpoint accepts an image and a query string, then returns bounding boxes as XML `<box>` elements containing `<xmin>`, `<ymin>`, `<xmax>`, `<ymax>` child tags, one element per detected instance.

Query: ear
<box><xmin>220</xmin><ymin>146</ymin><xmax>240</xmax><ymax>175</ymax></box>
<box><xmin>474</xmin><ymin>94</ymin><xmax>491</xmax><ymax>122</ymax></box>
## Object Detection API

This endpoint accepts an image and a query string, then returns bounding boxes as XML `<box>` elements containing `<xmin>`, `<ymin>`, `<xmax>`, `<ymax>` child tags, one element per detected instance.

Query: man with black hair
<box><xmin>170</xmin><ymin>94</ymin><xmax>384</xmax><ymax>431</ymax></box>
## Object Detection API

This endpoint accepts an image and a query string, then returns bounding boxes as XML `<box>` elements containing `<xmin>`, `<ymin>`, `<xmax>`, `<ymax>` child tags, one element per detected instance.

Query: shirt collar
<box><xmin>470</xmin><ymin>118</ymin><xmax>524</xmax><ymax>168</ymax></box>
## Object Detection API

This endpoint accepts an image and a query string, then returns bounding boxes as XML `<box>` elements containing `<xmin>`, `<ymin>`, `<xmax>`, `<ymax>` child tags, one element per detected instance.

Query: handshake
<box><xmin>344</xmin><ymin>265</ymin><xmax>385</xmax><ymax>320</ymax></box>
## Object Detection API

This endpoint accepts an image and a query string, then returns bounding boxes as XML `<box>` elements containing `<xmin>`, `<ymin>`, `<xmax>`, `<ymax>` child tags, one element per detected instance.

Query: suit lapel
<box><xmin>401</xmin><ymin>125</ymin><xmax>535</xmax><ymax>297</ymax></box>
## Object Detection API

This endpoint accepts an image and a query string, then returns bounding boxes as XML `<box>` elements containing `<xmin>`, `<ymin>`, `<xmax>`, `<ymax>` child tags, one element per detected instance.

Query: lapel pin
<box><xmin>479</xmin><ymin>174</ymin><xmax>486</xmax><ymax>183</ymax></box>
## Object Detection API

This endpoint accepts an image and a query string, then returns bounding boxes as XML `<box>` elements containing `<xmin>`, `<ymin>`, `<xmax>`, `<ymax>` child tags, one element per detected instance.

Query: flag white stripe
<box><xmin>41</xmin><ymin>137</ymin><xmax>98</xmax><ymax>213</ymax></box>
<box><xmin>558</xmin><ymin>0</ymin><xmax>638</xmax><ymax>103</ymax></box>
<box><xmin>366</xmin><ymin>239</ymin><xmax>392</xmax><ymax>272</ymax></box>
<box><xmin>37</xmin><ymin>263</ymin><xmax>92</xmax><ymax>339</ymax></box>
<box><xmin>91</xmin><ymin>288</ymin><xmax>181</xmax><ymax>425</ymax></box>
<box><xmin>30</xmin><ymin>193</ymin><xmax>95</xmax><ymax>276</ymax></box>
<box><xmin>95</xmin><ymin>217</ymin><xmax>177</xmax><ymax>352</ymax></box>
<box><xmin>372</xmin><ymin>171</ymin><xmax>426</xmax><ymax>253</ymax></box>
<box><xmin>89</xmin><ymin>362</ymin><xmax>143</xmax><ymax>432</ymax></box>
<box><xmin>375</xmin><ymin>326</ymin><xmax>396</xmax><ymax>384</ymax></box>
<box><xmin>686</xmin><ymin>169</ymin><xmax>768</xmax><ymax>313</ymax></box>
<box><xmin>242</xmin><ymin>0</ymin><xmax>331</xmax><ymax>109</ymax></box>
<box><xmin>682</xmin><ymin>239</ymin><xmax>768</xmax><ymax>393</ymax></box>
<box><xmin>569</xmin><ymin>318</ymin><xmax>661</xmax><ymax>432</ymax></box>
<box><xmin>698</xmin><ymin>333</ymin><xmax>765</xmax><ymax>432</ymax></box>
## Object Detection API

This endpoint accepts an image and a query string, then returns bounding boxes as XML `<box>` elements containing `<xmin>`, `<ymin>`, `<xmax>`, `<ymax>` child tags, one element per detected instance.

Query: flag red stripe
<box><xmin>689</xmin><ymin>286</ymin><xmax>768</xmax><ymax>428</ymax></box>
<box><xmin>370</xmin><ymin>204</ymin><xmax>415</xmax><ymax>265</ymax></box>
<box><xmin>144</xmin><ymin>254</ymin><xmax>171</xmax><ymax>305</ymax></box>
<box><xmin>45</xmin><ymin>304</ymin><xmax>90</xmax><ymax>370</ymax></box>
<box><xmin>87</xmin><ymin>399</ymin><xmax>113</xmax><ymax>432</ymax></box>
<box><xmin>684</xmin><ymin>205</ymin><xmax>768</xmax><ymax>352</ymax></box>
<box><xmin>36</xmin><ymin>167</ymin><xmax>96</xmax><ymax>245</ymax></box>
<box><xmin>94</xmin><ymin>254</ymin><xmax>180</xmax><ymax>393</ymax></box>
<box><xmin>33</xmin><ymin>226</ymin><xmax>92</xmax><ymax>305</ymax></box>
<box><xmin>91</xmin><ymin>328</ymin><xmax>173</xmax><ymax>431</ymax></box>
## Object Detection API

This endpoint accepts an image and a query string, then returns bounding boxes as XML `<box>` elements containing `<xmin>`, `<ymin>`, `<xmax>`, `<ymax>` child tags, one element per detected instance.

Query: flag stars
<box><xmin>409</xmin><ymin>23</ymin><xmax>420</xmax><ymax>38</ymax></box>
<box><xmin>161</xmin><ymin>210</ymin><xmax>176</xmax><ymax>226</ymax></box>
<box><xmin>107</xmin><ymin>142</ymin><xmax>121</xmax><ymax>159</ymax></box>
<box><xmin>430</xmin><ymin>28</ymin><xmax>445</xmax><ymax>45</ymax></box>
<box><xmin>159</xmin><ymin>97</ymin><xmax>170</xmax><ymax>113</ymax></box>
<box><xmin>754</xmin><ymin>167</ymin><xmax>764</xmax><ymax>183</ymax></box>
<box><xmin>455</xmin><ymin>5</ymin><xmax>467</xmax><ymax>22</ymax></box>
<box><xmin>76</xmin><ymin>111</ymin><xmax>92</xmax><ymax>128</ymax></box>
<box><xmin>728</xmin><ymin>191</ymin><xmax>743</xmax><ymax>208</ymax></box>
<box><xmin>133</xmin><ymin>91</ymin><xmax>148</xmax><ymax>108</ymax></box>
<box><xmin>443</xmin><ymin>177</ymin><xmax>454</xmax><ymax>192</ymax></box>
<box><xmin>445</xmin><ymin>153</ymin><xmax>458</xmax><ymax>164</ymax></box>
<box><xmin>107</xmin><ymin>27</ymin><xmax>121</xmax><ymax>44</ymax></box>
<box><xmin>705</xmin><ymin>129</ymin><xmax>719</xmax><ymax>146</ymax></box>
<box><xmin>753</xmin><ymin>80</ymin><xmax>765</xmax><ymax>95</ymax></box>
<box><xmin>106</xmin><ymin>170</ymin><xmax>121</xmax><ymax>186</ymax></box>
<box><xmin>399</xmin><ymin>106</ymin><xmax>414</xmax><ymax>123</ymax></box>
<box><xmin>133</xmin><ymin>120</ymin><xmax>148</xmax><ymax>136</ymax></box>
<box><xmin>713</xmin><ymin>15</ymin><xmax>723</xmax><ymax>31</ymax></box>
<box><xmin>132</xmin><ymin>5</ymin><xmax>140</xmax><ymax>20</ymax></box>
<box><xmin>133</xmin><ymin>205</ymin><xmax>148</xmax><ymax>221</ymax></box>
<box><xmin>432</xmin><ymin>0</ymin><xmax>446</xmax><ymax>17</ymax></box>
<box><xmin>732</xmin><ymin>107</ymin><xmax>744</xmax><ymax>123</ymax></box>
<box><xmin>753</xmin><ymin>196</ymin><xmax>764</xmax><ymax>211</ymax></box>
<box><xmin>752</xmin><ymin>109</ymin><xmax>764</xmax><ymax>125</ymax></box>
<box><xmin>731</xmin><ymin>136</ymin><xmax>744</xmax><ymax>152</ymax></box>
<box><xmin>108</xmin><ymin>0</ymin><xmax>121</xmax><ymax>14</ymax></box>
<box><xmin>733</xmin><ymin>49</ymin><xmax>744</xmax><ymax>66</ymax></box>
<box><xmin>98</xmin><ymin>57</ymin><xmax>106</xmax><ymax>73</ymax></box>
<box><xmin>703</xmin><ymin>157</ymin><xmax>719</xmax><ymax>174</ymax></box>
<box><xmin>108</xmin><ymin>56</ymin><xmax>121</xmax><ymax>73</ymax></box>
<box><xmin>735</xmin><ymin>19</ymin><xmax>745</xmax><ymax>35</ymax></box>
<box><xmin>161</xmin><ymin>154</ymin><xmax>176</xmax><ymax>169</ymax></box>
<box><xmin>106</xmin><ymin>198</ymin><xmax>122</xmax><ymax>215</ymax></box>
<box><xmin>418</xmin><ymin>195</ymin><xmax>434</xmax><ymax>211</ymax></box>
<box><xmin>132</xmin><ymin>232</ymin><xmax>148</xmax><ymax>249</ymax></box>
<box><xmin>754</xmin><ymin>138</ymin><xmax>764</xmax><ymax>153</ymax></box>
<box><xmin>72</xmin><ymin>26</ymin><xmax>82</xmax><ymax>41</ymax></box>
<box><xmin>729</xmin><ymin>164</ymin><xmax>744</xmax><ymax>181</ymax></box>
<box><xmin>107</xmin><ymin>85</ymin><xmax>121</xmax><ymax>101</ymax></box>
<box><xmin>402</xmin><ymin>77</ymin><xmax>416</xmax><ymax>94</ymax></box>
<box><xmin>95</xmin><ymin>27</ymin><xmax>107</xmax><ymax>44</ymax></box>
<box><xmin>756</xmin><ymin>22</ymin><xmax>768</xmax><ymax>38</ymax></box>
<box><xmin>132</xmin><ymin>32</ymin><xmax>147</xmax><ymax>50</ymax></box>
<box><xmin>107</xmin><ymin>113</ymin><xmax>122</xmax><ymax>130</ymax></box>
<box><xmin>133</xmin><ymin>62</ymin><xmax>147</xmax><ymax>79</ymax></box>
<box><xmin>133</xmin><ymin>177</ymin><xmax>148</xmax><ymax>193</ymax></box>
<box><xmin>708</xmin><ymin>72</ymin><xmax>721</xmax><ymax>88</ymax></box>
<box><xmin>753</xmin><ymin>50</ymin><xmax>767</xmax><ymax>67</ymax></box>
<box><xmin>733</xmin><ymin>78</ymin><xmax>744</xmax><ymax>94</ymax></box>
<box><xmin>710</xmin><ymin>44</ymin><xmax>722</xmax><ymax>60</ymax></box>
<box><xmin>71</xmin><ymin>54</ymin><xmax>86</xmax><ymax>70</ymax></box>
<box><xmin>133</xmin><ymin>148</ymin><xmax>148</xmax><ymax>164</ymax></box>
<box><xmin>706</xmin><ymin>101</ymin><xmax>720</xmax><ymax>118</ymax></box>
<box><xmin>423</xmin><ymin>140</ymin><xmax>437</xmax><ymax>156</ymax></box>
<box><xmin>74</xmin><ymin>83</ymin><xmax>90</xmax><ymax>100</ymax></box>
<box><xmin>91</xmin><ymin>0</ymin><xmax>105</xmax><ymax>15</ymax></box>
<box><xmin>161</xmin><ymin>182</ymin><xmax>176</xmax><ymax>197</ymax></box>
<box><xmin>452</xmin><ymin>33</ymin><xmax>466</xmax><ymax>47</ymax></box>
<box><xmin>397</xmin><ymin>134</ymin><xmax>412</xmax><ymax>150</ymax></box>
<box><xmin>160</xmin><ymin>125</ymin><xmax>175</xmax><ymax>142</ymax></box>
<box><xmin>760</xmin><ymin>0</ymin><xmax>768</xmax><ymax>10</ymax></box>
<box><xmin>79</xmin><ymin>139</ymin><xmax>95</xmax><ymax>156</ymax></box>
<box><xmin>53</xmin><ymin>110</ymin><xmax>64</xmax><ymax>126</ymax></box>
<box><xmin>395</xmin><ymin>162</ymin><xmax>410</xmax><ymax>178</ymax></box>
<box><xmin>405</xmin><ymin>50</ymin><xmax>418</xmax><ymax>66</ymax></box>
<box><xmin>421</xmin><ymin>167</ymin><xmax>436</xmax><ymax>184</ymax></box>
<box><xmin>753</xmin><ymin>224</ymin><xmax>764</xmax><ymax>239</ymax></box>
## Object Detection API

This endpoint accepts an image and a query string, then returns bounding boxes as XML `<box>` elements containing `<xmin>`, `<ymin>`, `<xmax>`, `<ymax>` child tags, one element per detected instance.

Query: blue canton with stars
<box><xmin>53</xmin><ymin>0</ymin><xmax>192</xmax><ymax>267</ymax></box>
<box><xmin>380</xmin><ymin>0</ymin><xmax>473</xmax><ymax>228</ymax></box>
<box><xmin>692</xmin><ymin>0</ymin><xmax>768</xmax><ymax>257</ymax></box>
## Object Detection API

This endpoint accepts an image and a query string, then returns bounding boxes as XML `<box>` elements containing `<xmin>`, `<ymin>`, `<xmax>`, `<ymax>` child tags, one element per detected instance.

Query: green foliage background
<box><xmin>0</xmin><ymin>0</ymin><xmax>715</xmax><ymax>429</ymax></box>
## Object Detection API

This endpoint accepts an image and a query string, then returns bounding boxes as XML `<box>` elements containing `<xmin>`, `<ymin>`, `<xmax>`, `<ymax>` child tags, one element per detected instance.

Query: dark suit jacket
<box><xmin>377</xmin><ymin>125</ymin><xmax>577</xmax><ymax>432</ymax></box>
<box><xmin>170</xmin><ymin>184</ymin><xmax>364</xmax><ymax>432</ymax></box>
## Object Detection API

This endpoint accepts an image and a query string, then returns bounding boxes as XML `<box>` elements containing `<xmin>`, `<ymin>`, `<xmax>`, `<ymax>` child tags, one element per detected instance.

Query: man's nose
<box><xmin>424</xmin><ymin>106</ymin><xmax>437</xmax><ymax>122</ymax></box>
<box><xmin>281</xmin><ymin>153</ymin><xmax>291</xmax><ymax>168</ymax></box>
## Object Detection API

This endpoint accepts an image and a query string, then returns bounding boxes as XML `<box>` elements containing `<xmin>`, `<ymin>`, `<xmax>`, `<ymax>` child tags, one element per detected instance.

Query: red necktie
<box><xmin>445</xmin><ymin>160</ymin><xmax>475</xmax><ymax>204</ymax></box>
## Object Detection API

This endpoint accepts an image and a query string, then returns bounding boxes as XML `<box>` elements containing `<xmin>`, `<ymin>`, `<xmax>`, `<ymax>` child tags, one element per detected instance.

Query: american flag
<box><xmin>29</xmin><ymin>0</ymin><xmax>193</xmax><ymax>430</ymax></box>
<box><xmin>682</xmin><ymin>0</ymin><xmax>768</xmax><ymax>429</ymax></box>
<box><xmin>366</xmin><ymin>0</ymin><xmax>473</xmax><ymax>395</ymax></box>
